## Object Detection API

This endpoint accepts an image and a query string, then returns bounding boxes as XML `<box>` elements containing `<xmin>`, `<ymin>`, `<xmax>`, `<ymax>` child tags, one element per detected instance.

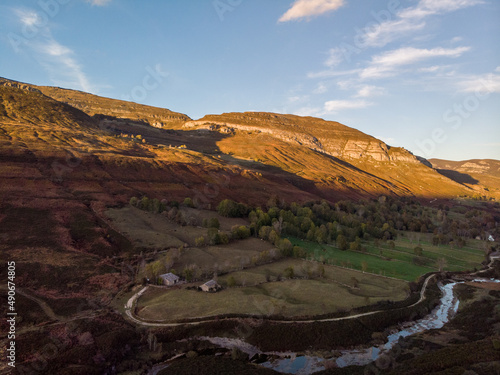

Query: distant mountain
<box><xmin>0</xmin><ymin>76</ymin><xmax>496</xmax><ymax>206</ymax></box>
<box><xmin>429</xmin><ymin>158</ymin><xmax>500</xmax><ymax>199</ymax></box>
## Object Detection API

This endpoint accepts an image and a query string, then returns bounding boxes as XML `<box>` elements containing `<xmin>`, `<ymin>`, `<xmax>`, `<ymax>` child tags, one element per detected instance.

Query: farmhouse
<box><xmin>159</xmin><ymin>272</ymin><xmax>180</xmax><ymax>286</ymax></box>
<box><xmin>200</xmin><ymin>279</ymin><xmax>220</xmax><ymax>292</ymax></box>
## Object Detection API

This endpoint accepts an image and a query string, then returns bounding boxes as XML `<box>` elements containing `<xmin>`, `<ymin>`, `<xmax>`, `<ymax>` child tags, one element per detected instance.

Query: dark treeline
<box><xmin>246</xmin><ymin>195</ymin><xmax>499</xmax><ymax>255</ymax></box>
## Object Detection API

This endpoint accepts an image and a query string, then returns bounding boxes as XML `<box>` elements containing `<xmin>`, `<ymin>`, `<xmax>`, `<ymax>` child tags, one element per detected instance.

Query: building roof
<box><xmin>202</xmin><ymin>279</ymin><xmax>219</xmax><ymax>288</ymax></box>
<box><xmin>159</xmin><ymin>272</ymin><xmax>179</xmax><ymax>282</ymax></box>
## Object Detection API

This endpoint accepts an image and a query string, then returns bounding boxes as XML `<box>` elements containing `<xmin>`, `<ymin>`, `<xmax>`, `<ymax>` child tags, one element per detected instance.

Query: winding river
<box><xmin>260</xmin><ymin>277</ymin><xmax>500</xmax><ymax>374</ymax></box>
<box><xmin>146</xmin><ymin>256</ymin><xmax>499</xmax><ymax>375</ymax></box>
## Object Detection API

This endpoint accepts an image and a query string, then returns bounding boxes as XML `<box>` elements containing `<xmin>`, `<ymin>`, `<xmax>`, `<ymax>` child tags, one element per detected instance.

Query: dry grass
<box><xmin>173</xmin><ymin>238</ymin><xmax>274</xmax><ymax>274</ymax></box>
<box><xmin>106</xmin><ymin>207</ymin><xmax>188</xmax><ymax>249</ymax></box>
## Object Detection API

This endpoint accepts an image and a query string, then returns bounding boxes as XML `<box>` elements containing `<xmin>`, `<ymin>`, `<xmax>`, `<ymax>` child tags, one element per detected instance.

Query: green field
<box><xmin>291</xmin><ymin>235</ymin><xmax>487</xmax><ymax>282</ymax></box>
<box><xmin>136</xmin><ymin>258</ymin><xmax>408</xmax><ymax>321</ymax></box>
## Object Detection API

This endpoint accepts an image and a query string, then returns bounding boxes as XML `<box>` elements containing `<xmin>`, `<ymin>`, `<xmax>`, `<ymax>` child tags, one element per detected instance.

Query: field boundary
<box><xmin>123</xmin><ymin>255</ymin><xmax>499</xmax><ymax>328</ymax></box>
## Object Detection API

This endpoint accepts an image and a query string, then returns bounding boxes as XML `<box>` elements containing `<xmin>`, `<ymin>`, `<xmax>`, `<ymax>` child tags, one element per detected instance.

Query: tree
<box><xmin>140</xmin><ymin>196</ymin><xmax>150</xmax><ymax>210</ymax></box>
<box><xmin>361</xmin><ymin>261</ymin><xmax>368</xmax><ymax>273</ymax></box>
<box><xmin>195</xmin><ymin>236</ymin><xmax>206</xmax><ymax>247</ymax></box>
<box><xmin>183</xmin><ymin>197</ymin><xmax>194</xmax><ymax>208</ymax></box>
<box><xmin>293</xmin><ymin>246</ymin><xmax>307</xmax><ymax>258</ymax></box>
<box><xmin>336</xmin><ymin>234</ymin><xmax>348</xmax><ymax>250</ymax></box>
<box><xmin>207</xmin><ymin>228</ymin><xmax>220</xmax><ymax>245</ymax></box>
<box><xmin>413</xmin><ymin>246</ymin><xmax>423</xmax><ymax>257</ymax></box>
<box><xmin>227</xmin><ymin>276</ymin><xmax>237</xmax><ymax>287</ymax></box>
<box><xmin>206</xmin><ymin>217</ymin><xmax>220</xmax><ymax>229</ymax></box>
<box><xmin>151</xmin><ymin>198</ymin><xmax>162</xmax><ymax>213</ymax></box>
<box><xmin>146</xmin><ymin>260</ymin><xmax>165</xmax><ymax>284</ymax></box>
<box><xmin>259</xmin><ymin>226</ymin><xmax>272</xmax><ymax>240</ymax></box>
<box><xmin>436</xmin><ymin>257</ymin><xmax>447</xmax><ymax>272</ymax></box>
<box><xmin>268</xmin><ymin>229</ymin><xmax>280</xmax><ymax>245</ymax></box>
<box><xmin>319</xmin><ymin>265</ymin><xmax>325</xmax><ymax>278</ymax></box>
<box><xmin>278</xmin><ymin>238</ymin><xmax>293</xmax><ymax>257</ymax></box>
<box><xmin>351</xmin><ymin>276</ymin><xmax>359</xmax><ymax>288</ymax></box>
<box><xmin>432</xmin><ymin>236</ymin><xmax>440</xmax><ymax>246</ymax></box>
<box><xmin>217</xmin><ymin>199</ymin><xmax>248</xmax><ymax>217</ymax></box>
<box><xmin>232</xmin><ymin>225</ymin><xmax>251</xmax><ymax>239</ymax></box>
<box><xmin>284</xmin><ymin>266</ymin><xmax>294</xmax><ymax>279</ymax></box>
<box><xmin>183</xmin><ymin>267</ymin><xmax>194</xmax><ymax>282</ymax></box>
<box><xmin>349</xmin><ymin>241</ymin><xmax>360</xmax><ymax>251</ymax></box>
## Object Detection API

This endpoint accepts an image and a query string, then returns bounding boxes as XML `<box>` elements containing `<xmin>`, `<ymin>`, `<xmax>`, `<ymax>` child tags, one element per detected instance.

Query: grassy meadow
<box><xmin>135</xmin><ymin>258</ymin><xmax>408</xmax><ymax>321</ymax></box>
<box><xmin>290</xmin><ymin>233</ymin><xmax>487</xmax><ymax>282</ymax></box>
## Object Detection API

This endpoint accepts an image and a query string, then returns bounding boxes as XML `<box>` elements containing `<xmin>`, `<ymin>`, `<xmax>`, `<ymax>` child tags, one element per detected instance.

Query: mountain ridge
<box><xmin>1</xmin><ymin>76</ymin><xmax>498</xmax><ymax>203</ymax></box>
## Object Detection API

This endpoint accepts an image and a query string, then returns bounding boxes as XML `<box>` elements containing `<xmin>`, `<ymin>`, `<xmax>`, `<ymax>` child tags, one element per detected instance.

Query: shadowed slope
<box><xmin>430</xmin><ymin>158</ymin><xmax>500</xmax><ymax>199</ymax></box>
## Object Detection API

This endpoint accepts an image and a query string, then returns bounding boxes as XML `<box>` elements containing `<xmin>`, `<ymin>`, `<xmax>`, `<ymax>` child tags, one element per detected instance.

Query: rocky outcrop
<box><xmin>185</xmin><ymin>114</ymin><xmax>423</xmax><ymax>164</ymax></box>
<box><xmin>0</xmin><ymin>77</ymin><xmax>43</xmax><ymax>94</ymax></box>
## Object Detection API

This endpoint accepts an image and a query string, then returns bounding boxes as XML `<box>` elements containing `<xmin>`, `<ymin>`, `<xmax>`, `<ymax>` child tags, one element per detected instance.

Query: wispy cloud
<box><xmin>359</xmin><ymin>46</ymin><xmax>470</xmax><ymax>79</ymax></box>
<box><xmin>12</xmin><ymin>8</ymin><xmax>93</xmax><ymax>92</ymax></box>
<box><xmin>307</xmin><ymin>68</ymin><xmax>360</xmax><ymax>79</ymax></box>
<box><xmin>354</xmin><ymin>85</ymin><xmax>385</xmax><ymax>98</ymax></box>
<box><xmin>279</xmin><ymin>0</ymin><xmax>344</xmax><ymax>22</ymax></box>
<box><xmin>313</xmin><ymin>82</ymin><xmax>328</xmax><ymax>94</ymax></box>
<box><xmin>325</xmin><ymin>47</ymin><xmax>345</xmax><ymax>67</ymax></box>
<box><xmin>14</xmin><ymin>8</ymin><xmax>40</xmax><ymax>26</ymax></box>
<box><xmin>86</xmin><ymin>0</ymin><xmax>112</xmax><ymax>6</ymax></box>
<box><xmin>323</xmin><ymin>99</ymin><xmax>372</xmax><ymax>113</ymax></box>
<box><xmin>457</xmin><ymin>70</ymin><xmax>500</xmax><ymax>94</ymax></box>
<box><xmin>363</xmin><ymin>0</ymin><xmax>483</xmax><ymax>47</ymax></box>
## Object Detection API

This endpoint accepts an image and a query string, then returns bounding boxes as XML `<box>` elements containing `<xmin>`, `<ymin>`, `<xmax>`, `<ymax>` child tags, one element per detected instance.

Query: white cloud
<box><xmin>15</xmin><ymin>9</ymin><xmax>40</xmax><ymax>27</ymax></box>
<box><xmin>324</xmin><ymin>99</ymin><xmax>372</xmax><ymax>113</ymax></box>
<box><xmin>362</xmin><ymin>19</ymin><xmax>427</xmax><ymax>48</ymax></box>
<box><xmin>362</xmin><ymin>0</ymin><xmax>483</xmax><ymax>48</ymax></box>
<box><xmin>279</xmin><ymin>0</ymin><xmax>344</xmax><ymax>22</ymax></box>
<box><xmin>359</xmin><ymin>46</ymin><xmax>470</xmax><ymax>79</ymax></box>
<box><xmin>418</xmin><ymin>65</ymin><xmax>441</xmax><ymax>73</ymax></box>
<box><xmin>86</xmin><ymin>0</ymin><xmax>112</xmax><ymax>6</ymax></box>
<box><xmin>325</xmin><ymin>47</ymin><xmax>345</xmax><ymax>67</ymax></box>
<box><xmin>313</xmin><ymin>82</ymin><xmax>328</xmax><ymax>94</ymax></box>
<box><xmin>13</xmin><ymin>9</ymin><xmax>93</xmax><ymax>92</ymax></box>
<box><xmin>288</xmin><ymin>95</ymin><xmax>304</xmax><ymax>103</ymax></box>
<box><xmin>307</xmin><ymin>68</ymin><xmax>360</xmax><ymax>79</ymax></box>
<box><xmin>458</xmin><ymin>72</ymin><xmax>500</xmax><ymax>94</ymax></box>
<box><xmin>355</xmin><ymin>85</ymin><xmax>385</xmax><ymax>98</ymax></box>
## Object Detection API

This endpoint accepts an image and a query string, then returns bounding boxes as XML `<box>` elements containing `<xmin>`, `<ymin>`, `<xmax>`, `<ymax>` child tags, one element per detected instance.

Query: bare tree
<box><xmin>436</xmin><ymin>257</ymin><xmax>447</xmax><ymax>272</ymax></box>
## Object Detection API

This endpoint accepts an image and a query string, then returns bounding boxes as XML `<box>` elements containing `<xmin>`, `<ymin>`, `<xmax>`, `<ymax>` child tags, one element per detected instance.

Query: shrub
<box><xmin>217</xmin><ymin>199</ymin><xmax>249</xmax><ymax>217</ymax></box>
<box><xmin>293</xmin><ymin>246</ymin><xmax>307</xmax><ymax>258</ymax></box>
<box><xmin>336</xmin><ymin>234</ymin><xmax>348</xmax><ymax>250</ymax></box>
<box><xmin>183</xmin><ymin>197</ymin><xmax>194</xmax><ymax>208</ymax></box>
<box><xmin>227</xmin><ymin>276</ymin><xmax>237</xmax><ymax>287</ymax></box>
<box><xmin>278</xmin><ymin>238</ymin><xmax>293</xmax><ymax>257</ymax></box>
<box><xmin>413</xmin><ymin>246</ymin><xmax>423</xmax><ymax>256</ymax></box>
<box><xmin>284</xmin><ymin>266</ymin><xmax>294</xmax><ymax>279</ymax></box>
<box><xmin>195</xmin><ymin>236</ymin><xmax>206</xmax><ymax>247</ymax></box>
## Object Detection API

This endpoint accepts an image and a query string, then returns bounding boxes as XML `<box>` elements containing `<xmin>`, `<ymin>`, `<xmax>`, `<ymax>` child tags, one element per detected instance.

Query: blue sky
<box><xmin>0</xmin><ymin>0</ymin><xmax>499</xmax><ymax>161</ymax></box>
